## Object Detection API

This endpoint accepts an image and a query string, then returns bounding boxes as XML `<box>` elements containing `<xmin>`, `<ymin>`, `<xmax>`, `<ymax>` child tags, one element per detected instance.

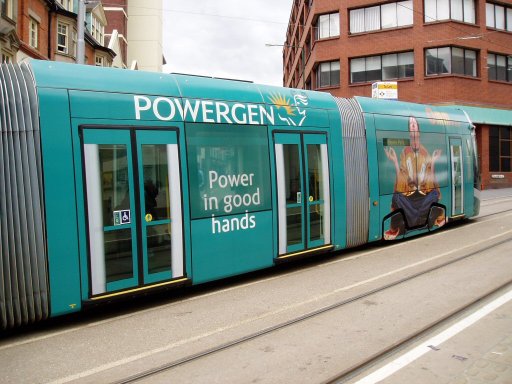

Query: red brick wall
<box><xmin>104</xmin><ymin>2</ymin><xmax>127</xmax><ymax>66</ymax></box>
<box><xmin>18</xmin><ymin>0</ymin><xmax>50</xmax><ymax>60</ymax></box>
<box><xmin>285</xmin><ymin>0</ymin><xmax>512</xmax><ymax>190</ymax></box>
<box><xmin>284</xmin><ymin>0</ymin><xmax>512</xmax><ymax>110</ymax></box>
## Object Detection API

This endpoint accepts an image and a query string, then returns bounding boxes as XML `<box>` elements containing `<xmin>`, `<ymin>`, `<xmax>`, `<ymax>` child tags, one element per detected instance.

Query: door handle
<box><xmin>296</xmin><ymin>192</ymin><xmax>302</xmax><ymax>204</ymax></box>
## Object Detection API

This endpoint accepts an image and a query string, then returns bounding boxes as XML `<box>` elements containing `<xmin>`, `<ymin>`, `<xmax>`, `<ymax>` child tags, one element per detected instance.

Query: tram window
<box><xmin>186</xmin><ymin>124</ymin><xmax>271</xmax><ymax>219</ymax></box>
<box><xmin>99</xmin><ymin>145</ymin><xmax>130</xmax><ymax>226</ymax></box>
<box><xmin>104</xmin><ymin>229</ymin><xmax>133</xmax><ymax>282</ymax></box>
<box><xmin>141</xmin><ymin>144</ymin><xmax>170</xmax><ymax>220</ymax></box>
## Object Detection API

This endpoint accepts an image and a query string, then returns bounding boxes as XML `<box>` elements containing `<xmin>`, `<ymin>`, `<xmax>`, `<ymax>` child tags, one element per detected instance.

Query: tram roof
<box><xmin>29</xmin><ymin>60</ymin><xmax>336</xmax><ymax>110</ymax></box>
<box><xmin>355</xmin><ymin>97</ymin><xmax>471</xmax><ymax>124</ymax></box>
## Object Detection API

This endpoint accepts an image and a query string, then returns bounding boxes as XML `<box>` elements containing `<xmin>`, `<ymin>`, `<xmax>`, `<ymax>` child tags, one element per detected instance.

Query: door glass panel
<box><xmin>99</xmin><ymin>145</ymin><xmax>130</xmax><ymax>226</ymax></box>
<box><xmin>142</xmin><ymin>144</ymin><xmax>171</xmax><ymax>220</ymax></box>
<box><xmin>307</xmin><ymin>144</ymin><xmax>324</xmax><ymax>242</ymax></box>
<box><xmin>284</xmin><ymin>144</ymin><xmax>302</xmax><ymax>205</ymax></box>
<box><xmin>309</xmin><ymin>205</ymin><xmax>324</xmax><ymax>242</ymax></box>
<box><xmin>283</xmin><ymin>144</ymin><xmax>303</xmax><ymax>248</ymax></box>
<box><xmin>97</xmin><ymin>144</ymin><xmax>134</xmax><ymax>285</ymax></box>
<box><xmin>105</xmin><ymin>229</ymin><xmax>133</xmax><ymax>282</ymax></box>
<box><xmin>307</xmin><ymin>144</ymin><xmax>323</xmax><ymax>202</ymax></box>
<box><xmin>146</xmin><ymin>223</ymin><xmax>172</xmax><ymax>274</ymax></box>
<box><xmin>286</xmin><ymin>206</ymin><xmax>303</xmax><ymax>247</ymax></box>
<box><xmin>451</xmin><ymin>140</ymin><xmax>464</xmax><ymax>215</ymax></box>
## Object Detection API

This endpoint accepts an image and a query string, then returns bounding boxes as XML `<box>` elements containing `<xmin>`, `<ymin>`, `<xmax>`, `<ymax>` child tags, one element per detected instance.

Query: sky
<box><xmin>162</xmin><ymin>1</ymin><xmax>294</xmax><ymax>86</ymax></box>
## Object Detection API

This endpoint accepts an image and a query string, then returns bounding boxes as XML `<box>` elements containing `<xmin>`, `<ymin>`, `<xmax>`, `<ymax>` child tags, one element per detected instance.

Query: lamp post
<box><xmin>266</xmin><ymin>43</ymin><xmax>305</xmax><ymax>89</ymax></box>
<box><xmin>77</xmin><ymin>0</ymin><xmax>86</xmax><ymax>64</ymax></box>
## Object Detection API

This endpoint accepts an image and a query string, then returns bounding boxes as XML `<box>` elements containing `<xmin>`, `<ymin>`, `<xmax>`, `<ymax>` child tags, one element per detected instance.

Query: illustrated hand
<box><xmin>385</xmin><ymin>147</ymin><xmax>398</xmax><ymax>164</ymax></box>
<box><xmin>432</xmin><ymin>149</ymin><xmax>442</xmax><ymax>162</ymax></box>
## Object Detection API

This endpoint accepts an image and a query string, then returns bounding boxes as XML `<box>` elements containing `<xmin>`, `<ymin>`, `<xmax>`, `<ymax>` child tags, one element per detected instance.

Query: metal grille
<box><xmin>334</xmin><ymin>98</ymin><xmax>369</xmax><ymax>248</ymax></box>
<box><xmin>0</xmin><ymin>63</ymin><xmax>49</xmax><ymax>329</ymax></box>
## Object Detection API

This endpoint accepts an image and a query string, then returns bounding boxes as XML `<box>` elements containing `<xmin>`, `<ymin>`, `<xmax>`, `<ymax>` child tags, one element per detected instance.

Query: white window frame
<box><xmin>2</xmin><ymin>0</ymin><xmax>14</xmax><ymax>19</ymax></box>
<box><xmin>317</xmin><ymin>61</ymin><xmax>340</xmax><ymax>88</ymax></box>
<box><xmin>486</xmin><ymin>2</ymin><xmax>512</xmax><ymax>31</ymax></box>
<box><xmin>56</xmin><ymin>0</ymin><xmax>73</xmax><ymax>12</ymax></box>
<box><xmin>92</xmin><ymin>15</ymin><xmax>105</xmax><ymax>45</ymax></box>
<box><xmin>57</xmin><ymin>22</ymin><xmax>69</xmax><ymax>54</ymax></box>
<box><xmin>1</xmin><ymin>52</ymin><xmax>13</xmax><ymax>63</ymax></box>
<box><xmin>95</xmin><ymin>55</ymin><xmax>104</xmax><ymax>66</ymax></box>
<box><xmin>29</xmin><ymin>17</ymin><xmax>39</xmax><ymax>49</ymax></box>
<box><xmin>350</xmin><ymin>1</ymin><xmax>413</xmax><ymax>34</ymax></box>
<box><xmin>316</xmin><ymin>12</ymin><xmax>340</xmax><ymax>40</ymax></box>
<box><xmin>425</xmin><ymin>0</ymin><xmax>476</xmax><ymax>24</ymax></box>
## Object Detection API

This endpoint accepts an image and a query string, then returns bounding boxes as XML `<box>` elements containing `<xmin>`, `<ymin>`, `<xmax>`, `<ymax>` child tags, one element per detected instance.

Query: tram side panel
<box><xmin>186</xmin><ymin>122</ymin><xmax>275</xmax><ymax>284</ymax></box>
<box><xmin>38</xmin><ymin>87</ymin><xmax>82</xmax><ymax>316</ymax></box>
<box><xmin>326</xmin><ymin>108</ymin><xmax>347</xmax><ymax>252</ymax></box>
<box><xmin>372</xmin><ymin>113</ymin><xmax>450</xmax><ymax>240</ymax></box>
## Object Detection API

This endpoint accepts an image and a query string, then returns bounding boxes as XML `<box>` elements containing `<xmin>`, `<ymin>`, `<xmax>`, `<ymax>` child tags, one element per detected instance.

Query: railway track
<box><xmin>112</xmin><ymin>235</ymin><xmax>512</xmax><ymax>384</ymax></box>
<box><xmin>324</xmin><ymin>278</ymin><xmax>512</xmax><ymax>384</ymax></box>
<box><xmin>2</xmin><ymin>196</ymin><xmax>511</xmax><ymax>384</ymax></box>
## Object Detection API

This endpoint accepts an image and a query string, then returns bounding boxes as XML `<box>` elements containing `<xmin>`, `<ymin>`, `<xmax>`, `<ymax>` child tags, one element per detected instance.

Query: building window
<box><xmin>425</xmin><ymin>0</ymin><xmax>476</xmax><ymax>24</ymax></box>
<box><xmin>488</xmin><ymin>53</ymin><xmax>512</xmax><ymax>82</ymax></box>
<box><xmin>29</xmin><ymin>18</ymin><xmax>39</xmax><ymax>49</ymax></box>
<box><xmin>317</xmin><ymin>61</ymin><xmax>340</xmax><ymax>88</ymax></box>
<box><xmin>350</xmin><ymin>51</ymin><xmax>414</xmax><ymax>83</ymax></box>
<box><xmin>486</xmin><ymin>2</ymin><xmax>512</xmax><ymax>31</ymax></box>
<box><xmin>1</xmin><ymin>0</ymin><xmax>14</xmax><ymax>19</ymax></box>
<box><xmin>350</xmin><ymin>1</ymin><xmax>413</xmax><ymax>34</ymax></box>
<box><xmin>57</xmin><ymin>23</ymin><xmax>69</xmax><ymax>54</ymax></box>
<box><xmin>425</xmin><ymin>46</ymin><xmax>477</xmax><ymax>76</ymax></box>
<box><xmin>489</xmin><ymin>126</ymin><xmax>512</xmax><ymax>172</ymax></box>
<box><xmin>92</xmin><ymin>15</ymin><xmax>105</xmax><ymax>45</ymax></box>
<box><xmin>1</xmin><ymin>52</ymin><xmax>12</xmax><ymax>63</ymax></box>
<box><xmin>316</xmin><ymin>12</ymin><xmax>340</xmax><ymax>39</ymax></box>
<box><xmin>56</xmin><ymin>0</ymin><xmax>73</xmax><ymax>12</ymax></box>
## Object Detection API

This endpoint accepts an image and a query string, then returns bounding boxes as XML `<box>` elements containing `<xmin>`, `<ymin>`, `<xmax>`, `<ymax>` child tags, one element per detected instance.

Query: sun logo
<box><xmin>268</xmin><ymin>92</ymin><xmax>309</xmax><ymax>126</ymax></box>
<box><xmin>269</xmin><ymin>93</ymin><xmax>295</xmax><ymax>116</ymax></box>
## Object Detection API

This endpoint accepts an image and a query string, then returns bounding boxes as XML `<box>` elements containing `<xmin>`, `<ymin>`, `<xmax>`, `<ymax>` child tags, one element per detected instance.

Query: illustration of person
<box><xmin>384</xmin><ymin>116</ymin><xmax>445</xmax><ymax>240</ymax></box>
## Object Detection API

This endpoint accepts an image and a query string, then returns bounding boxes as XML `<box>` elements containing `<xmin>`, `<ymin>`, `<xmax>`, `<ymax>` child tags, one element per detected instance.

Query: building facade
<box><xmin>127</xmin><ymin>0</ymin><xmax>163</xmax><ymax>72</ymax></box>
<box><xmin>103</xmin><ymin>0</ymin><xmax>129</xmax><ymax>68</ymax></box>
<box><xmin>12</xmin><ymin>0</ymin><xmax>115</xmax><ymax>66</ymax></box>
<box><xmin>284</xmin><ymin>0</ymin><xmax>512</xmax><ymax>189</ymax></box>
<box><xmin>1</xmin><ymin>0</ymin><xmax>164</xmax><ymax>72</ymax></box>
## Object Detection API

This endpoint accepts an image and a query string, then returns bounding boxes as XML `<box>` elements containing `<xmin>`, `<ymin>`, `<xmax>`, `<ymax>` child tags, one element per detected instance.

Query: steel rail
<box><xmin>112</xmin><ymin>237</ymin><xmax>512</xmax><ymax>384</ymax></box>
<box><xmin>323</xmin><ymin>277</ymin><xmax>512</xmax><ymax>384</ymax></box>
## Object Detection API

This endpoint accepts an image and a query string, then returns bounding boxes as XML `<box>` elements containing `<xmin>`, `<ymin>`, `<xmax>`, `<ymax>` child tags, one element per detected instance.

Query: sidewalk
<box><xmin>481</xmin><ymin>187</ymin><xmax>512</xmax><ymax>200</ymax></box>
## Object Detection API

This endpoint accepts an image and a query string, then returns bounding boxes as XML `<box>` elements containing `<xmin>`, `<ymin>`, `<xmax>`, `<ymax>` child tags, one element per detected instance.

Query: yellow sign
<box><xmin>145</xmin><ymin>213</ymin><xmax>153</xmax><ymax>222</ymax></box>
<box><xmin>372</xmin><ymin>82</ymin><xmax>398</xmax><ymax>99</ymax></box>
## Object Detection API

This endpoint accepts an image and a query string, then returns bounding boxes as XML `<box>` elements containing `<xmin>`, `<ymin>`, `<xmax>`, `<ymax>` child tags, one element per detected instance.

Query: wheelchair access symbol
<box><xmin>113</xmin><ymin>210</ymin><xmax>131</xmax><ymax>226</ymax></box>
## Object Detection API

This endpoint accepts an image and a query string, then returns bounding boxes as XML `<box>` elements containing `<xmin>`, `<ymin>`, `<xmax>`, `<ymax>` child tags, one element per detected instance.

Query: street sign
<box><xmin>372</xmin><ymin>82</ymin><xmax>398</xmax><ymax>100</ymax></box>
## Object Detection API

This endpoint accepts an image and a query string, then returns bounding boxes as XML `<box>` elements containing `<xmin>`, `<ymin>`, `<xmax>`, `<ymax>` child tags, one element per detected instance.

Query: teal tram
<box><xmin>0</xmin><ymin>61</ymin><xmax>480</xmax><ymax>329</ymax></box>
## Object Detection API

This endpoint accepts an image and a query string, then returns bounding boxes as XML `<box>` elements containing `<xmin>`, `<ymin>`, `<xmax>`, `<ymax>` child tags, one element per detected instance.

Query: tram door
<box><xmin>274</xmin><ymin>133</ymin><xmax>331</xmax><ymax>256</ymax></box>
<box><xmin>82</xmin><ymin>128</ymin><xmax>184</xmax><ymax>296</ymax></box>
<box><xmin>450</xmin><ymin>137</ymin><xmax>464</xmax><ymax>216</ymax></box>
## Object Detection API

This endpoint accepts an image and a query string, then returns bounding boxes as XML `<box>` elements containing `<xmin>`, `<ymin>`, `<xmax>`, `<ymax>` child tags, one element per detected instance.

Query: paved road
<box><xmin>1</xmin><ymin>188</ymin><xmax>512</xmax><ymax>384</ymax></box>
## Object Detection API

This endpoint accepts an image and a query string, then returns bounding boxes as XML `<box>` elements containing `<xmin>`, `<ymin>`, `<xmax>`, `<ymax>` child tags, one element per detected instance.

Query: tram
<box><xmin>0</xmin><ymin>61</ymin><xmax>480</xmax><ymax>329</ymax></box>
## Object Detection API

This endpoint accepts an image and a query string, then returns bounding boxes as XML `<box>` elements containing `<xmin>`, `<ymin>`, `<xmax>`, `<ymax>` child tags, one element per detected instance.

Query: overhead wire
<box><xmin>101</xmin><ymin>1</ymin><xmax>511</xmax><ymax>52</ymax></box>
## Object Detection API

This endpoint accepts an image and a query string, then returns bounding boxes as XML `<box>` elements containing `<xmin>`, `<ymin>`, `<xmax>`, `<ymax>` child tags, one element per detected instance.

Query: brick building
<box><xmin>13</xmin><ymin>0</ymin><xmax>115</xmax><ymax>66</ymax></box>
<box><xmin>103</xmin><ymin>0</ymin><xmax>129</xmax><ymax>68</ymax></box>
<box><xmin>284</xmin><ymin>0</ymin><xmax>512</xmax><ymax>189</ymax></box>
<box><xmin>1</xmin><ymin>0</ymin><xmax>163</xmax><ymax>71</ymax></box>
